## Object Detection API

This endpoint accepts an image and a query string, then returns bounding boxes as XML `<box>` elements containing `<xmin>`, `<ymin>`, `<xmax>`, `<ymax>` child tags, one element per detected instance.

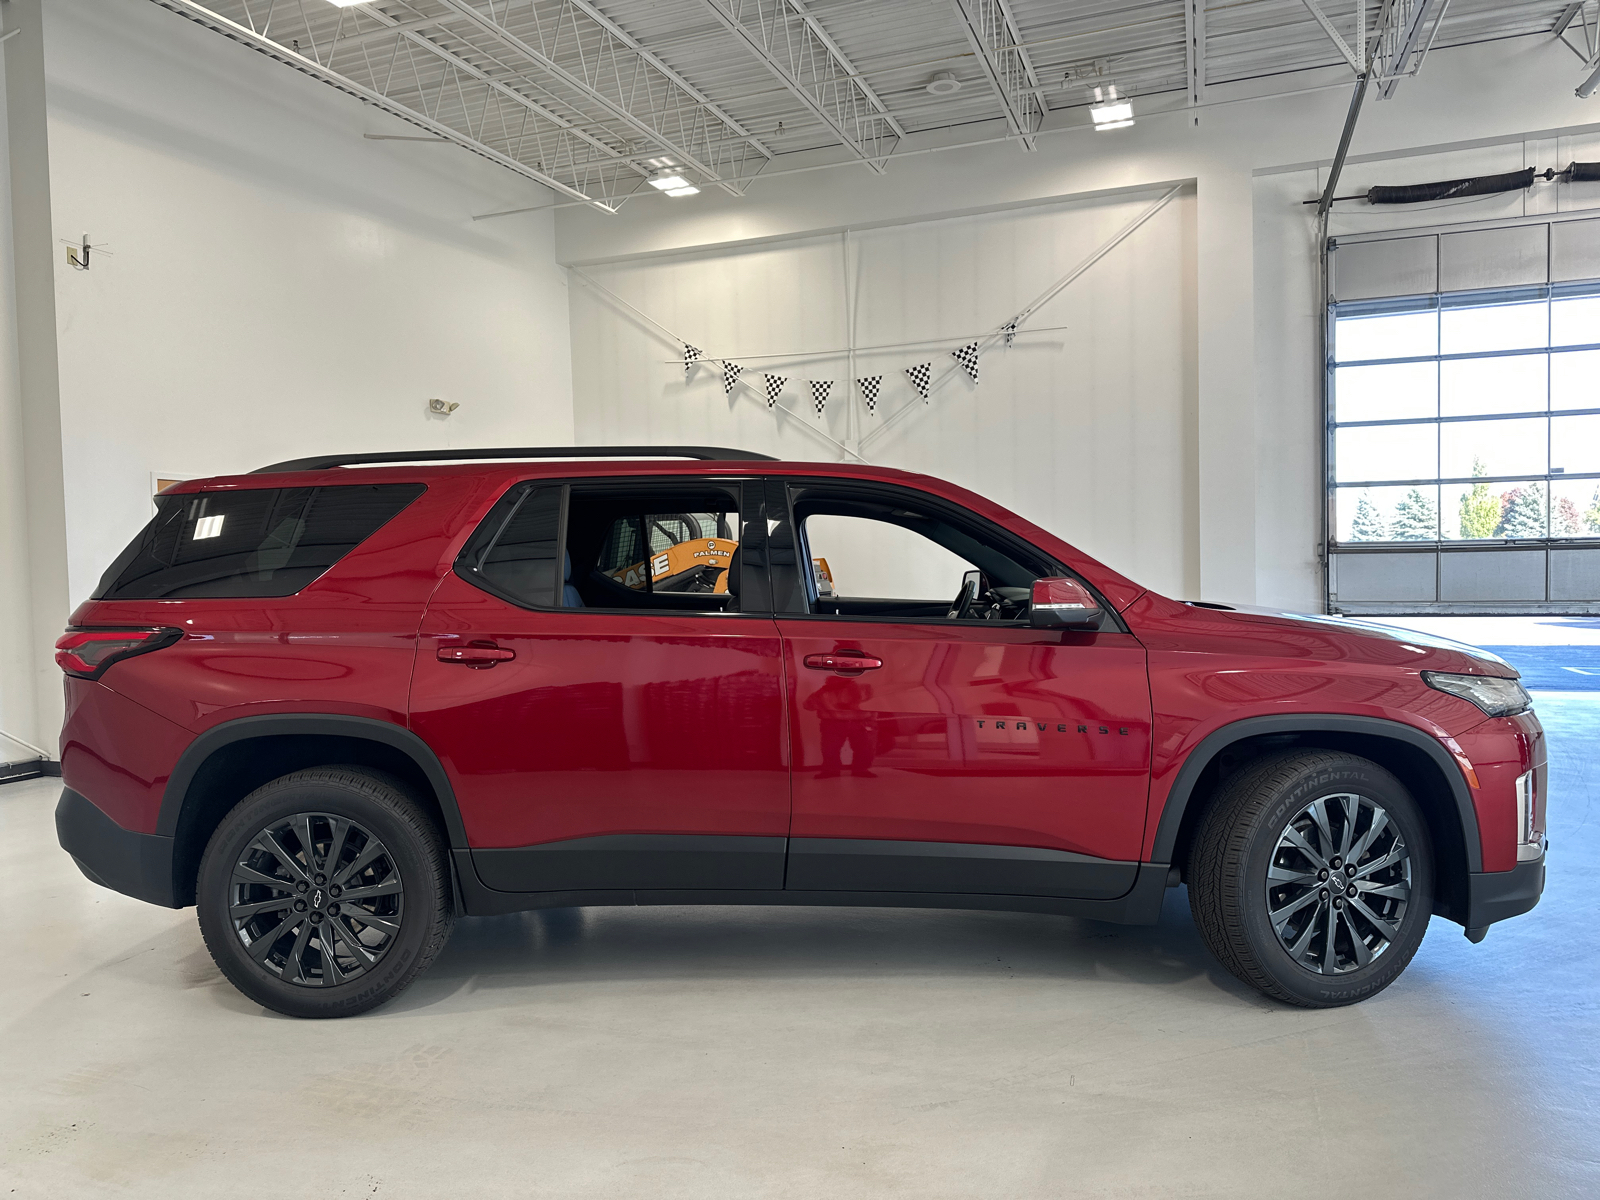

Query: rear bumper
<box><xmin>1463</xmin><ymin>842</ymin><xmax>1545</xmax><ymax>935</ymax></box>
<box><xmin>55</xmin><ymin>787</ymin><xmax>180</xmax><ymax>908</ymax></box>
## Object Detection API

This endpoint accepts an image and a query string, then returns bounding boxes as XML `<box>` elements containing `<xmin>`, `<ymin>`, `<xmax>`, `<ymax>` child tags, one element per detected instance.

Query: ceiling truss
<box><xmin>948</xmin><ymin>0</ymin><xmax>1044</xmax><ymax>151</ymax></box>
<box><xmin>154</xmin><ymin>0</ymin><xmax>635</xmax><ymax>207</ymax></box>
<box><xmin>148</xmin><ymin>1</ymin><xmax>1569</xmax><ymax>208</ymax></box>
<box><xmin>697</xmin><ymin>0</ymin><xmax>904</xmax><ymax>172</ymax></box>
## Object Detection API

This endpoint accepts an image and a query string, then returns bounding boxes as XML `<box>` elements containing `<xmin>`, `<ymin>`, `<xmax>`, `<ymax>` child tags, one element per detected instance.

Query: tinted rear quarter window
<box><xmin>95</xmin><ymin>483</ymin><xmax>425</xmax><ymax>600</ymax></box>
<box><xmin>455</xmin><ymin>484</ymin><xmax>563</xmax><ymax>607</ymax></box>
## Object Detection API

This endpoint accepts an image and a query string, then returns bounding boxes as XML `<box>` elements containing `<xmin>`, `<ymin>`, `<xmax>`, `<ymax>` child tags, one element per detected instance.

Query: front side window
<box><xmin>789</xmin><ymin>488</ymin><xmax>1057</xmax><ymax>623</ymax></box>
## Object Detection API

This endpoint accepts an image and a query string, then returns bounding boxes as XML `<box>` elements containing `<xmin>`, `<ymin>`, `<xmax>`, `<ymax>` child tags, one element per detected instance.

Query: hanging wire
<box><xmin>568</xmin><ymin>269</ymin><xmax>870</xmax><ymax>462</ymax></box>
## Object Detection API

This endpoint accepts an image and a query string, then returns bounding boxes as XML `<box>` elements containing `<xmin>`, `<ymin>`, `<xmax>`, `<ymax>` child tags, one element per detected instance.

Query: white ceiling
<box><xmin>154</xmin><ymin>1</ymin><xmax>1589</xmax><ymax>210</ymax></box>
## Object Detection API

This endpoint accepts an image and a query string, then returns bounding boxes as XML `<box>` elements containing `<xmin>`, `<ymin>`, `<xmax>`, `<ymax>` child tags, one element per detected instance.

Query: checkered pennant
<box><xmin>763</xmin><ymin>374</ymin><xmax>787</xmax><ymax>409</ymax></box>
<box><xmin>1002</xmin><ymin>321</ymin><xmax>1019</xmax><ymax>346</ymax></box>
<box><xmin>905</xmin><ymin>362</ymin><xmax>932</xmax><ymax>402</ymax></box>
<box><xmin>721</xmin><ymin>361</ymin><xmax>743</xmax><ymax>397</ymax></box>
<box><xmin>951</xmin><ymin>342</ymin><xmax>980</xmax><ymax>385</ymax></box>
<box><xmin>683</xmin><ymin>344</ymin><xmax>704</xmax><ymax>380</ymax></box>
<box><xmin>809</xmin><ymin>379</ymin><xmax>833</xmax><ymax>416</ymax></box>
<box><xmin>857</xmin><ymin>375</ymin><xmax>883</xmax><ymax>415</ymax></box>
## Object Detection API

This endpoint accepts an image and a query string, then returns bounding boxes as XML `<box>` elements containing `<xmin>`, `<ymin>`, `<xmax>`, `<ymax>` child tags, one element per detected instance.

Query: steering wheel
<box><xmin>947</xmin><ymin>574</ymin><xmax>981</xmax><ymax>620</ymax></box>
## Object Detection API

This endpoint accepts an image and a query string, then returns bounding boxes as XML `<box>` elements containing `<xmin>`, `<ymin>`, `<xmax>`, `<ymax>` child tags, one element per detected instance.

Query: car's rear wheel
<box><xmin>197</xmin><ymin>767</ymin><xmax>453</xmax><ymax>1018</ymax></box>
<box><xmin>1188</xmin><ymin>749</ymin><xmax>1433</xmax><ymax>1007</ymax></box>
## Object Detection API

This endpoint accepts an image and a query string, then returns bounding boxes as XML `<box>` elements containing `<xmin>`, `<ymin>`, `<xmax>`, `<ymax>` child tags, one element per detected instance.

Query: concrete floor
<box><xmin>2</xmin><ymin>696</ymin><xmax>1595</xmax><ymax>1196</ymax></box>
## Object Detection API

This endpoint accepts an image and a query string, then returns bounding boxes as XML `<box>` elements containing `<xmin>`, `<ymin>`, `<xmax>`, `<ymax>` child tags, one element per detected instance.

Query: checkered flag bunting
<box><xmin>857</xmin><ymin>375</ymin><xmax>883</xmax><ymax>415</ymax></box>
<box><xmin>905</xmin><ymin>362</ymin><xmax>932</xmax><ymax>402</ymax></box>
<box><xmin>952</xmin><ymin>342</ymin><xmax>980</xmax><ymax>385</ymax></box>
<box><xmin>1002</xmin><ymin>321</ymin><xmax>1019</xmax><ymax>346</ymax></box>
<box><xmin>683</xmin><ymin>344</ymin><xmax>703</xmax><ymax>380</ymax></box>
<box><xmin>809</xmin><ymin>379</ymin><xmax>833</xmax><ymax>416</ymax></box>
<box><xmin>721</xmin><ymin>361</ymin><xmax>743</xmax><ymax>397</ymax></box>
<box><xmin>763</xmin><ymin>374</ymin><xmax>787</xmax><ymax>409</ymax></box>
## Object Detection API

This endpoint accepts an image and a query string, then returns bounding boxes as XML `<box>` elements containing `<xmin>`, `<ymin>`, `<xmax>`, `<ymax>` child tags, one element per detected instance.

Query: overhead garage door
<box><xmin>1327</xmin><ymin>214</ymin><xmax>1600</xmax><ymax>614</ymax></box>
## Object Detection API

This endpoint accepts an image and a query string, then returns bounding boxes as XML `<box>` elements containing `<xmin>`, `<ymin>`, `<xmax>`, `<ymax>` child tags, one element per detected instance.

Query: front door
<box><xmin>770</xmin><ymin>479</ymin><xmax>1152</xmax><ymax>899</ymax></box>
<box><xmin>411</xmin><ymin>477</ymin><xmax>790</xmax><ymax>894</ymax></box>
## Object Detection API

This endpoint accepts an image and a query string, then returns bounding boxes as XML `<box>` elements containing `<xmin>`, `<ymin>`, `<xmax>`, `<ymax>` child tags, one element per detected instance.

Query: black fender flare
<box><xmin>1149</xmin><ymin>713</ymin><xmax>1482</xmax><ymax>872</ymax></box>
<box><xmin>157</xmin><ymin>714</ymin><xmax>468</xmax><ymax>849</ymax></box>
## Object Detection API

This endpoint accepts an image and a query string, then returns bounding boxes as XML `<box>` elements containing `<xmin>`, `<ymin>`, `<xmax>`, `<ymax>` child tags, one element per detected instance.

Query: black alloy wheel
<box><xmin>1188</xmin><ymin>749</ymin><xmax>1434</xmax><ymax>1008</ymax></box>
<box><xmin>226</xmin><ymin>811</ymin><xmax>405</xmax><ymax>988</ymax></box>
<box><xmin>198</xmin><ymin>767</ymin><xmax>453</xmax><ymax>1018</ymax></box>
<box><xmin>1266</xmin><ymin>792</ymin><xmax>1413</xmax><ymax>975</ymax></box>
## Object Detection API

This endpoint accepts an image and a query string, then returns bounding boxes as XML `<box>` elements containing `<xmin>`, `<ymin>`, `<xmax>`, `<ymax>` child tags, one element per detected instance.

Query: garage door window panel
<box><xmin>1333</xmin><ymin>309</ymin><xmax>1438</xmax><ymax>361</ymax></box>
<box><xmin>1336</xmin><ymin>423</ymin><xmax>1438</xmax><ymax>484</ymax></box>
<box><xmin>1439</xmin><ymin>297</ymin><xmax>1548</xmax><ymax>354</ymax></box>
<box><xmin>1551</xmin><ymin>349</ymin><xmax>1600</xmax><ymax>410</ymax></box>
<box><xmin>1330</xmin><ymin>277</ymin><xmax>1600</xmax><ymax>566</ymax></box>
<box><xmin>1334</xmin><ymin>361</ymin><xmax>1438</xmax><ymax>423</ymax></box>
<box><xmin>1440</xmin><ymin>355</ymin><xmax>1546</xmax><ymax>417</ymax></box>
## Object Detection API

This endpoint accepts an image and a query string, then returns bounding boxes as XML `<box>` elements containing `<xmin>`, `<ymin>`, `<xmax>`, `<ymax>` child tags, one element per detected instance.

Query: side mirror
<box><xmin>1029</xmin><ymin>576</ymin><xmax>1102</xmax><ymax>630</ymax></box>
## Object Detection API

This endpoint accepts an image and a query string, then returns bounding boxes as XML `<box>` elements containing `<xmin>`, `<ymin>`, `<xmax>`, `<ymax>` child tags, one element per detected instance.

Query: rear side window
<box><xmin>94</xmin><ymin>483</ymin><xmax>425</xmax><ymax>600</ymax></box>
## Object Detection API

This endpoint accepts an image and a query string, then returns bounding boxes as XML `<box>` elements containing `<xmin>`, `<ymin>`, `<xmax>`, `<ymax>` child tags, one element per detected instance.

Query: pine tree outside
<box><xmin>1497</xmin><ymin>484</ymin><xmax>1548</xmax><ymax>538</ymax></box>
<box><xmin>1392</xmin><ymin>488</ymin><xmax>1438</xmax><ymax>539</ymax></box>
<box><xmin>1351</xmin><ymin>493</ymin><xmax>1388</xmax><ymax>541</ymax></box>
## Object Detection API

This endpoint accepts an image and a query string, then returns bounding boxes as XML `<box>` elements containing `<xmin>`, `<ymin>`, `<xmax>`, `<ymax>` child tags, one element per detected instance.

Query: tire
<box><xmin>1188</xmin><ymin>749</ymin><xmax>1433</xmax><ymax>1008</ymax></box>
<box><xmin>197</xmin><ymin>767</ymin><xmax>454</xmax><ymax>1018</ymax></box>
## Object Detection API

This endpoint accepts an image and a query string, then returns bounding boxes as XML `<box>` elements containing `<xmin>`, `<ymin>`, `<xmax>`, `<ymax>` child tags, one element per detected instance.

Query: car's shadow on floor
<box><xmin>375</xmin><ymin>885</ymin><xmax>1275</xmax><ymax>1016</ymax></box>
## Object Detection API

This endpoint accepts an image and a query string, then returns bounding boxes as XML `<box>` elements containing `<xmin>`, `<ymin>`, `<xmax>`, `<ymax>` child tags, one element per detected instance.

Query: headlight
<box><xmin>1422</xmin><ymin>671</ymin><xmax>1532</xmax><ymax>717</ymax></box>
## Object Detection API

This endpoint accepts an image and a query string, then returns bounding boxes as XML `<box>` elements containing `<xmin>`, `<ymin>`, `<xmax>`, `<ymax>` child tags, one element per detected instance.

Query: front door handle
<box><xmin>438</xmin><ymin>641</ymin><xmax>515</xmax><ymax>667</ymax></box>
<box><xmin>804</xmin><ymin>653</ymin><xmax>883</xmax><ymax>673</ymax></box>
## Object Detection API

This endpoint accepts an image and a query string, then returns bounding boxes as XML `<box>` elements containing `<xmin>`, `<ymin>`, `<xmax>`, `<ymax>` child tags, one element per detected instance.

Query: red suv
<box><xmin>54</xmin><ymin>447</ymin><xmax>1547</xmax><ymax>1017</ymax></box>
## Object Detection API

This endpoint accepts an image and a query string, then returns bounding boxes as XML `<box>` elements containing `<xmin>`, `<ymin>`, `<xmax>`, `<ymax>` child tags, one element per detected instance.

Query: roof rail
<box><xmin>253</xmin><ymin>446</ymin><xmax>778</xmax><ymax>473</ymax></box>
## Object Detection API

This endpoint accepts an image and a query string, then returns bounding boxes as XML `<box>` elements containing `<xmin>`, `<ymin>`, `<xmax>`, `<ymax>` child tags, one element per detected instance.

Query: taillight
<box><xmin>55</xmin><ymin>627</ymin><xmax>182</xmax><ymax>680</ymax></box>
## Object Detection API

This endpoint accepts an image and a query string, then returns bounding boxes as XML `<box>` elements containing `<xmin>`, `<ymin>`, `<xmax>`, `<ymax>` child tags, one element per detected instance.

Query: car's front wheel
<box><xmin>196</xmin><ymin>767</ymin><xmax>454</xmax><ymax>1018</ymax></box>
<box><xmin>1188</xmin><ymin>749</ymin><xmax>1433</xmax><ymax>1007</ymax></box>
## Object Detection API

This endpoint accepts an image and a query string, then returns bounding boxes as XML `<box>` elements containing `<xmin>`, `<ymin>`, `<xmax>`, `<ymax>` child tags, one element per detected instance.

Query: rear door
<box><xmin>410</xmin><ymin>476</ymin><xmax>790</xmax><ymax>895</ymax></box>
<box><xmin>767</xmin><ymin>479</ymin><xmax>1152</xmax><ymax>900</ymax></box>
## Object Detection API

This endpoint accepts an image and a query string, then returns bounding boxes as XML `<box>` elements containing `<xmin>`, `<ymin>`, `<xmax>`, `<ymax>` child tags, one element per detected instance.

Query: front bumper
<box><xmin>1462</xmin><ymin>840</ymin><xmax>1545</xmax><ymax>939</ymax></box>
<box><xmin>56</xmin><ymin>787</ymin><xmax>180</xmax><ymax>908</ymax></box>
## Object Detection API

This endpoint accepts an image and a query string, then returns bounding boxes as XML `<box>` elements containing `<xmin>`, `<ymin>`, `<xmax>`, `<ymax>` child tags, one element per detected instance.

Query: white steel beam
<box><xmin>562</xmin><ymin>0</ymin><xmax>775</xmax><ymax>159</ymax></box>
<box><xmin>1185</xmin><ymin>0</ymin><xmax>1206</xmax><ymax>115</ymax></box>
<box><xmin>341</xmin><ymin>6</ymin><xmax>656</xmax><ymax>188</ymax></box>
<box><xmin>151</xmin><ymin>0</ymin><xmax>626</xmax><ymax>209</ymax></box>
<box><xmin>949</xmin><ymin>0</ymin><xmax>1044</xmax><ymax>150</ymax></box>
<box><xmin>1374</xmin><ymin>0</ymin><xmax>1449</xmax><ymax>98</ymax></box>
<box><xmin>699</xmin><ymin>0</ymin><xmax>903</xmax><ymax>172</ymax></box>
<box><xmin>430</xmin><ymin>0</ymin><xmax>765</xmax><ymax>196</ymax></box>
<box><xmin>1553</xmin><ymin>2</ymin><xmax>1598</xmax><ymax>66</ymax></box>
<box><xmin>1299</xmin><ymin>0</ymin><xmax>1362</xmax><ymax>71</ymax></box>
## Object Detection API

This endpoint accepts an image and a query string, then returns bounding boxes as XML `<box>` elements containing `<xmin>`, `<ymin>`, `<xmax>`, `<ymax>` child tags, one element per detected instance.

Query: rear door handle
<box><xmin>804</xmin><ymin>653</ymin><xmax>883</xmax><ymax>673</ymax></box>
<box><xmin>438</xmin><ymin>641</ymin><xmax>515</xmax><ymax>667</ymax></box>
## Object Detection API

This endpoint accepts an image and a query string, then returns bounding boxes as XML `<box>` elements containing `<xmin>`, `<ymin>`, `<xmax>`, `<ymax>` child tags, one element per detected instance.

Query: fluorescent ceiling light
<box><xmin>1089</xmin><ymin>86</ymin><xmax>1134</xmax><ymax>131</ymax></box>
<box><xmin>664</xmin><ymin>185</ymin><xmax>700</xmax><ymax>197</ymax></box>
<box><xmin>323</xmin><ymin>0</ymin><xmax>368</xmax><ymax>7</ymax></box>
<box><xmin>647</xmin><ymin>170</ymin><xmax>691</xmax><ymax>191</ymax></box>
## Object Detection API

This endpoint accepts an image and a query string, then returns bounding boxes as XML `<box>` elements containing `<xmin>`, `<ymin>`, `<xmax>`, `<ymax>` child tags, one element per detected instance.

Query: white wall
<box><xmin>570</xmin><ymin>187</ymin><xmax>1199</xmax><ymax>598</ymax></box>
<box><xmin>45</xmin><ymin>0</ymin><xmax>575</xmax><ymax>608</ymax></box>
<box><xmin>558</xmin><ymin>33</ymin><xmax>1600</xmax><ymax>611</ymax></box>
<box><xmin>0</xmin><ymin>0</ymin><xmax>578</xmax><ymax>755</ymax></box>
<box><xmin>1</xmin><ymin>0</ymin><xmax>70</xmax><ymax>766</ymax></box>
